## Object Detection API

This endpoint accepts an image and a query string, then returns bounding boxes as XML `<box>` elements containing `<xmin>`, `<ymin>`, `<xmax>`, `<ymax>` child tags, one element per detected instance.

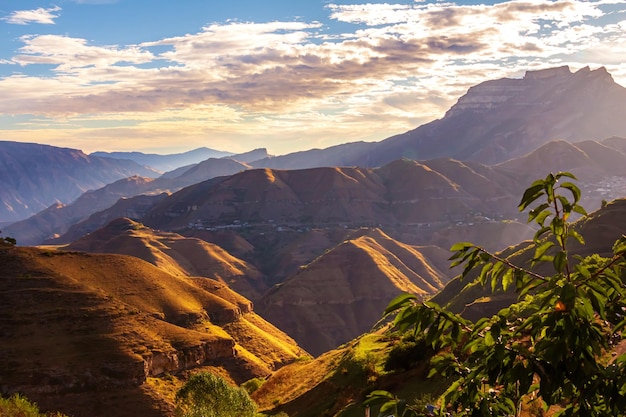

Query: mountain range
<box><xmin>3</xmin><ymin>65</ymin><xmax>626</xmax><ymax>417</ymax></box>
<box><xmin>0</xmin><ymin>142</ymin><xmax>159</xmax><ymax>223</ymax></box>
<box><xmin>250</xmin><ymin>66</ymin><xmax>626</xmax><ymax>169</ymax></box>
<box><xmin>90</xmin><ymin>147</ymin><xmax>234</xmax><ymax>172</ymax></box>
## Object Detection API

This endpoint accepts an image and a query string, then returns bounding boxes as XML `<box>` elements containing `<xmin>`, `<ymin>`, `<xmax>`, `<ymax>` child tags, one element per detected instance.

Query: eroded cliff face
<box><xmin>142</xmin><ymin>338</ymin><xmax>236</xmax><ymax>378</ymax></box>
<box><xmin>445</xmin><ymin>66</ymin><xmax>599</xmax><ymax>117</ymax></box>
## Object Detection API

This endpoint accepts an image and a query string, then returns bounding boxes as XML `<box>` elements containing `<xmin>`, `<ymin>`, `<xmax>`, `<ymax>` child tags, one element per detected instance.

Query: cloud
<box><xmin>13</xmin><ymin>35</ymin><xmax>155</xmax><ymax>72</ymax></box>
<box><xmin>1</xmin><ymin>0</ymin><xmax>626</xmax><ymax>154</ymax></box>
<box><xmin>3</xmin><ymin>6</ymin><xmax>62</xmax><ymax>25</ymax></box>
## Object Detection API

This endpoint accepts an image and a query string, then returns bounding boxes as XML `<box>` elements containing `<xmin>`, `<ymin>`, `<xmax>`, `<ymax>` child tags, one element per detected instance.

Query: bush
<box><xmin>384</xmin><ymin>336</ymin><xmax>435</xmax><ymax>372</ymax></box>
<box><xmin>176</xmin><ymin>372</ymin><xmax>257</xmax><ymax>417</ymax></box>
<box><xmin>241</xmin><ymin>377</ymin><xmax>265</xmax><ymax>395</ymax></box>
<box><xmin>0</xmin><ymin>394</ymin><xmax>66</xmax><ymax>417</ymax></box>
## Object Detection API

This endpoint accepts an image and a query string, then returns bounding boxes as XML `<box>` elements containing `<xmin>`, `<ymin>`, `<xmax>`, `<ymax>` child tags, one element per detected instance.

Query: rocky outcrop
<box><xmin>143</xmin><ymin>338</ymin><xmax>236</xmax><ymax>377</ymax></box>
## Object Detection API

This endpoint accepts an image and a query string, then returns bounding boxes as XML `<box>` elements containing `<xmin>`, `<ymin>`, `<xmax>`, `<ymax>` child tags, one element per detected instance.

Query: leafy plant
<box><xmin>0</xmin><ymin>394</ymin><xmax>67</xmax><ymax>417</ymax></box>
<box><xmin>373</xmin><ymin>172</ymin><xmax>626</xmax><ymax>417</ymax></box>
<box><xmin>175</xmin><ymin>372</ymin><xmax>257</xmax><ymax>417</ymax></box>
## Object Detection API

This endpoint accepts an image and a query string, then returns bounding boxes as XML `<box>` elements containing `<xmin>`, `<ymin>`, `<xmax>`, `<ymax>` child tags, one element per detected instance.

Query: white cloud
<box><xmin>3</xmin><ymin>6</ymin><xmax>62</xmax><ymax>25</ymax></box>
<box><xmin>1</xmin><ymin>1</ymin><xmax>626</xmax><ymax>154</ymax></box>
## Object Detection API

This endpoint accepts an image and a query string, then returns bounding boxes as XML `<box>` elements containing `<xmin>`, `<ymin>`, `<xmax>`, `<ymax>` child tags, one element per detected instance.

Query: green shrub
<box><xmin>0</xmin><ymin>394</ymin><xmax>67</xmax><ymax>417</ymax></box>
<box><xmin>176</xmin><ymin>372</ymin><xmax>257</xmax><ymax>417</ymax></box>
<box><xmin>241</xmin><ymin>377</ymin><xmax>265</xmax><ymax>395</ymax></box>
<box><xmin>384</xmin><ymin>336</ymin><xmax>434</xmax><ymax>372</ymax></box>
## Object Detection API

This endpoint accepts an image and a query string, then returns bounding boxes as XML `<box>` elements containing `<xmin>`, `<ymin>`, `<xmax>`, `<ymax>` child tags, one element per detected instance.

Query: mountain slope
<box><xmin>0</xmin><ymin>245</ymin><xmax>306</xmax><ymax>417</ymax></box>
<box><xmin>257</xmin><ymin>228</ymin><xmax>451</xmax><ymax>355</ymax></box>
<box><xmin>0</xmin><ymin>141</ymin><xmax>159</xmax><ymax>223</ymax></box>
<box><xmin>142</xmin><ymin>160</ymin><xmax>522</xmax><ymax>232</ymax></box>
<box><xmin>65</xmin><ymin>218</ymin><xmax>267</xmax><ymax>300</ymax></box>
<box><xmin>5</xmin><ymin>158</ymin><xmax>249</xmax><ymax>246</ymax></box>
<box><xmin>253</xmin><ymin>66</ymin><xmax>626</xmax><ymax>169</ymax></box>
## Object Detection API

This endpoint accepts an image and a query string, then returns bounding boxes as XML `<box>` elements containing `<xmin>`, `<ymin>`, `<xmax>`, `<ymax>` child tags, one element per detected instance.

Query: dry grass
<box><xmin>0</xmin><ymin>246</ymin><xmax>304</xmax><ymax>417</ymax></box>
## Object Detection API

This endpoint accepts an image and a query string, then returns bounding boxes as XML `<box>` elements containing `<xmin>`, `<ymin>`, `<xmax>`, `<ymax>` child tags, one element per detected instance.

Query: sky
<box><xmin>1</xmin><ymin>0</ymin><xmax>626</xmax><ymax>156</ymax></box>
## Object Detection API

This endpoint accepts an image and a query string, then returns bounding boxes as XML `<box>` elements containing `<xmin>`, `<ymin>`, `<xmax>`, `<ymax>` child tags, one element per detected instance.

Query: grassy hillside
<box><xmin>0</xmin><ymin>246</ymin><xmax>305</xmax><ymax>417</ymax></box>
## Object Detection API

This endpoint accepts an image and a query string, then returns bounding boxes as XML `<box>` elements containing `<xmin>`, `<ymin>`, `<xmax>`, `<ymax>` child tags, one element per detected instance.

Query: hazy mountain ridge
<box><xmin>251</xmin><ymin>66</ymin><xmax>626</xmax><ymax>169</ymax></box>
<box><xmin>91</xmin><ymin>147</ymin><xmax>234</xmax><ymax>172</ymax></box>
<box><xmin>4</xmin><ymin>158</ymin><xmax>250</xmax><ymax>245</ymax></box>
<box><xmin>0</xmin><ymin>141</ymin><xmax>160</xmax><ymax>223</ymax></box>
<box><xmin>141</xmin><ymin>160</ymin><xmax>522</xmax><ymax>232</ymax></box>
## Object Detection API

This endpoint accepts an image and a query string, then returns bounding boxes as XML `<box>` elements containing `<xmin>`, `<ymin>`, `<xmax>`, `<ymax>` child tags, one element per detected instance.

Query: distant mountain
<box><xmin>159</xmin><ymin>149</ymin><xmax>266</xmax><ymax>179</ymax></box>
<box><xmin>91</xmin><ymin>147</ymin><xmax>233</xmax><ymax>172</ymax></box>
<box><xmin>142</xmin><ymin>160</ymin><xmax>522</xmax><ymax>233</ymax></box>
<box><xmin>6</xmin><ymin>158</ymin><xmax>249</xmax><ymax>245</ymax></box>
<box><xmin>50</xmin><ymin>193</ymin><xmax>170</xmax><ymax>245</ymax></box>
<box><xmin>251</xmin><ymin>141</ymin><xmax>378</xmax><ymax>170</ymax></box>
<box><xmin>497</xmin><ymin>139</ymin><xmax>626</xmax><ymax>179</ymax></box>
<box><xmin>0</xmin><ymin>245</ymin><xmax>306</xmax><ymax>417</ymax></box>
<box><xmin>257</xmin><ymin>228</ymin><xmax>451</xmax><ymax>355</ymax></box>
<box><xmin>0</xmin><ymin>141</ymin><xmax>159</xmax><ymax>223</ymax></box>
<box><xmin>3</xmin><ymin>176</ymin><xmax>162</xmax><ymax>245</ymax></box>
<box><xmin>253</xmin><ymin>66</ymin><xmax>626</xmax><ymax>169</ymax></box>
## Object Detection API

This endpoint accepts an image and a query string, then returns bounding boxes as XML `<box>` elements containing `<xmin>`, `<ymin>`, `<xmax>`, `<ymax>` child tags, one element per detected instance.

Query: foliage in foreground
<box><xmin>176</xmin><ymin>372</ymin><xmax>258</xmax><ymax>417</ymax></box>
<box><xmin>367</xmin><ymin>172</ymin><xmax>626</xmax><ymax>417</ymax></box>
<box><xmin>0</xmin><ymin>394</ymin><xmax>67</xmax><ymax>417</ymax></box>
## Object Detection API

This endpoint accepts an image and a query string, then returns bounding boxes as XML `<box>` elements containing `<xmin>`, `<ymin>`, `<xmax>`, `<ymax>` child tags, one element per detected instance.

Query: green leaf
<box><xmin>502</xmin><ymin>268</ymin><xmax>514</xmax><ymax>292</ymax></box>
<box><xmin>553</xmin><ymin>251</ymin><xmax>567</xmax><ymax>273</ymax></box>
<box><xmin>528</xmin><ymin>203</ymin><xmax>550</xmax><ymax>223</ymax></box>
<box><xmin>568</xmin><ymin>229</ymin><xmax>585</xmax><ymax>245</ymax></box>
<box><xmin>572</xmin><ymin>204</ymin><xmax>587</xmax><ymax>216</ymax></box>
<box><xmin>484</xmin><ymin>331</ymin><xmax>495</xmax><ymax>346</ymax></box>
<box><xmin>384</xmin><ymin>293</ymin><xmax>417</xmax><ymax>314</ymax></box>
<box><xmin>612</xmin><ymin>235</ymin><xmax>626</xmax><ymax>255</ymax></box>
<box><xmin>519</xmin><ymin>182</ymin><xmax>546</xmax><ymax>210</ymax></box>
<box><xmin>533</xmin><ymin>226</ymin><xmax>551</xmax><ymax>242</ymax></box>
<box><xmin>533</xmin><ymin>241</ymin><xmax>555</xmax><ymax>263</ymax></box>
<box><xmin>559</xmin><ymin>182</ymin><xmax>581</xmax><ymax>203</ymax></box>
<box><xmin>450</xmin><ymin>241</ymin><xmax>475</xmax><ymax>252</ymax></box>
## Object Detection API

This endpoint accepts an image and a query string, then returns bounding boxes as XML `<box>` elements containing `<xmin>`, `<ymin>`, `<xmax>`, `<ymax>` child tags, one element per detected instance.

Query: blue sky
<box><xmin>1</xmin><ymin>0</ymin><xmax>626</xmax><ymax>155</ymax></box>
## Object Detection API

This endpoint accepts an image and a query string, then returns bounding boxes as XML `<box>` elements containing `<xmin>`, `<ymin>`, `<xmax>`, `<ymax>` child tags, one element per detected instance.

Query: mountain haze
<box><xmin>0</xmin><ymin>141</ymin><xmax>159</xmax><ymax>223</ymax></box>
<box><xmin>91</xmin><ymin>147</ymin><xmax>233</xmax><ymax>172</ymax></box>
<box><xmin>5</xmin><ymin>158</ymin><xmax>250</xmax><ymax>245</ymax></box>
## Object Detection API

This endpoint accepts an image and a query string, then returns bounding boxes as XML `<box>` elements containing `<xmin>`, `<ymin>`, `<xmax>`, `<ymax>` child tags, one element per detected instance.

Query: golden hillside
<box><xmin>257</xmin><ymin>228</ymin><xmax>451</xmax><ymax>356</ymax></box>
<box><xmin>0</xmin><ymin>245</ymin><xmax>306</xmax><ymax>417</ymax></box>
<box><xmin>66</xmin><ymin>217</ymin><xmax>267</xmax><ymax>300</ymax></box>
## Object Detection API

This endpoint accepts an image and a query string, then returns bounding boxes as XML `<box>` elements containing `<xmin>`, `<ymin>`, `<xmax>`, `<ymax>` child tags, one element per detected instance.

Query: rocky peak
<box><xmin>523</xmin><ymin>65</ymin><xmax>572</xmax><ymax>80</ymax></box>
<box><xmin>445</xmin><ymin>65</ymin><xmax>615</xmax><ymax>118</ymax></box>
